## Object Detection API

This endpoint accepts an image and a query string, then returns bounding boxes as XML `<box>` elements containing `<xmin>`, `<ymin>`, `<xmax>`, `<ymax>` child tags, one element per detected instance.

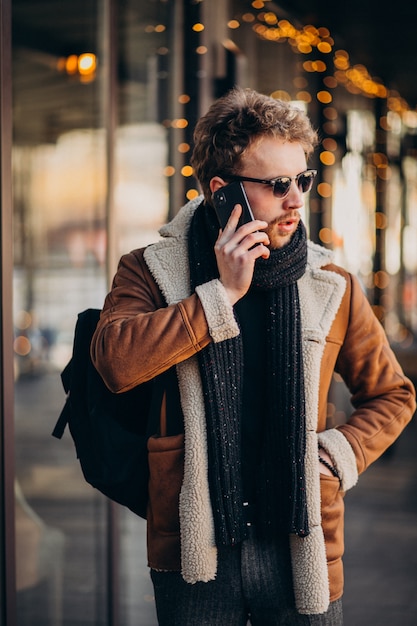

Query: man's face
<box><xmin>238</xmin><ymin>137</ymin><xmax>309</xmax><ymax>249</ymax></box>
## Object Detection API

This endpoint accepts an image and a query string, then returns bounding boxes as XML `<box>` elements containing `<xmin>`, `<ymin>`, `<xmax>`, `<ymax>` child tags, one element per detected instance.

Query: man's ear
<box><xmin>209</xmin><ymin>176</ymin><xmax>227</xmax><ymax>194</ymax></box>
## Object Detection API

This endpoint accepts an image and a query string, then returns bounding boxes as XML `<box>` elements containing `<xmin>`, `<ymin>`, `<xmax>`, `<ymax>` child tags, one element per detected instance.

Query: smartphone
<box><xmin>212</xmin><ymin>181</ymin><xmax>255</xmax><ymax>230</ymax></box>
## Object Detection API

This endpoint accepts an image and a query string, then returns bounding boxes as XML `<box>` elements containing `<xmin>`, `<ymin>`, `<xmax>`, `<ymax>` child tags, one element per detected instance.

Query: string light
<box><xmin>58</xmin><ymin>53</ymin><xmax>97</xmax><ymax>82</ymax></box>
<box><xmin>320</xmin><ymin>151</ymin><xmax>336</xmax><ymax>166</ymax></box>
<box><xmin>244</xmin><ymin>6</ymin><xmax>415</xmax><ymax>119</ymax></box>
<box><xmin>181</xmin><ymin>166</ymin><xmax>194</xmax><ymax>177</ymax></box>
<box><xmin>78</xmin><ymin>53</ymin><xmax>96</xmax><ymax>76</ymax></box>
<box><xmin>171</xmin><ymin>119</ymin><xmax>188</xmax><ymax>129</ymax></box>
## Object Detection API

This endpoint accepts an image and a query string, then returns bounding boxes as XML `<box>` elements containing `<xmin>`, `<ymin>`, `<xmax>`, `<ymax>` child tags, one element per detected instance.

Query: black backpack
<box><xmin>52</xmin><ymin>308</ymin><xmax>162</xmax><ymax>518</ymax></box>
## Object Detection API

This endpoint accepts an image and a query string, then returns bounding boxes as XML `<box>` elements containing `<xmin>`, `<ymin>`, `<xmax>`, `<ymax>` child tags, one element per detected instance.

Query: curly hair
<box><xmin>190</xmin><ymin>87</ymin><xmax>319</xmax><ymax>204</ymax></box>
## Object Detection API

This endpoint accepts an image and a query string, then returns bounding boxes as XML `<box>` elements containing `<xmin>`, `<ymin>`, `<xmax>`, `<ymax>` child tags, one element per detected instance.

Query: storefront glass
<box><xmin>13</xmin><ymin>1</ymin><xmax>109</xmax><ymax>623</ymax></box>
<box><xmin>8</xmin><ymin>1</ymin><xmax>417</xmax><ymax>623</ymax></box>
<box><xmin>12</xmin><ymin>1</ymin><xmax>170</xmax><ymax>623</ymax></box>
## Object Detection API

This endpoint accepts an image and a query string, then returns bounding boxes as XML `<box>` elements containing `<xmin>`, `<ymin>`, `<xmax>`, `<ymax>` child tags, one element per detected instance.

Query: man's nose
<box><xmin>283</xmin><ymin>181</ymin><xmax>304</xmax><ymax>209</ymax></box>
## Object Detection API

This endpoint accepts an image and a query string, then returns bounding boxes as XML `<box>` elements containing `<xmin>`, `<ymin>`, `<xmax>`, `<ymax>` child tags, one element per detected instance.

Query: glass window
<box><xmin>114</xmin><ymin>3</ymin><xmax>172</xmax><ymax>624</ymax></box>
<box><xmin>13</xmin><ymin>1</ymin><xmax>115</xmax><ymax>624</ymax></box>
<box><xmin>12</xmin><ymin>0</ymin><xmax>172</xmax><ymax>623</ymax></box>
<box><xmin>112</xmin><ymin>1</ymin><xmax>172</xmax><ymax>264</ymax></box>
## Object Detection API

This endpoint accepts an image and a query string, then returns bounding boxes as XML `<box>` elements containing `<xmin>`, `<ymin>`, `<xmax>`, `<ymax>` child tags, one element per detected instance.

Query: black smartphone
<box><xmin>212</xmin><ymin>181</ymin><xmax>255</xmax><ymax>230</ymax></box>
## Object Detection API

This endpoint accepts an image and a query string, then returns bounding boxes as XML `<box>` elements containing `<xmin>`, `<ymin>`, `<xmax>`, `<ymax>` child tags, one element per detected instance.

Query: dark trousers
<box><xmin>150</xmin><ymin>527</ymin><xmax>343</xmax><ymax>625</ymax></box>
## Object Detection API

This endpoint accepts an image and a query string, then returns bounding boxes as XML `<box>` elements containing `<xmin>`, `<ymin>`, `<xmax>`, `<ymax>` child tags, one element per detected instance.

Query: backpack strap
<box><xmin>52</xmin><ymin>359</ymin><xmax>73</xmax><ymax>439</ymax></box>
<box><xmin>160</xmin><ymin>392</ymin><xmax>167</xmax><ymax>437</ymax></box>
<box><xmin>52</xmin><ymin>394</ymin><xmax>71</xmax><ymax>439</ymax></box>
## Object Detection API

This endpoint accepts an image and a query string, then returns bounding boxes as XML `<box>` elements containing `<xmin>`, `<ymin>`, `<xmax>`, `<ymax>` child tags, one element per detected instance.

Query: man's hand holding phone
<box><xmin>212</xmin><ymin>183</ymin><xmax>270</xmax><ymax>305</ymax></box>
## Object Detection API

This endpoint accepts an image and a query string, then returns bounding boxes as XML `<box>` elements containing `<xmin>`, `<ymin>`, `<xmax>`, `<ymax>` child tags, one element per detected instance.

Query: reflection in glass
<box><xmin>12</xmin><ymin>0</ymin><xmax>170</xmax><ymax>623</ymax></box>
<box><xmin>13</xmin><ymin>0</ymin><xmax>109</xmax><ymax>623</ymax></box>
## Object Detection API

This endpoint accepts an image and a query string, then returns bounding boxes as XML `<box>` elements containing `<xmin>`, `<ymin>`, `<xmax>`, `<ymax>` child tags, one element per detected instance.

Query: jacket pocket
<box><xmin>147</xmin><ymin>433</ymin><xmax>184</xmax><ymax>535</ymax></box>
<box><xmin>320</xmin><ymin>474</ymin><xmax>345</xmax><ymax>564</ymax></box>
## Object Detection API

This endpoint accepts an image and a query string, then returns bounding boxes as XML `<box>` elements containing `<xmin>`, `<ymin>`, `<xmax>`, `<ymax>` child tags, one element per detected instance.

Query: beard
<box><xmin>265</xmin><ymin>213</ymin><xmax>301</xmax><ymax>250</ymax></box>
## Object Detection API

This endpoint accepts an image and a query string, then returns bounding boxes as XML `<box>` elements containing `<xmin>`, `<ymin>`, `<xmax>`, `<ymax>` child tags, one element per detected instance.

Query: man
<box><xmin>91</xmin><ymin>88</ymin><xmax>415</xmax><ymax>625</ymax></box>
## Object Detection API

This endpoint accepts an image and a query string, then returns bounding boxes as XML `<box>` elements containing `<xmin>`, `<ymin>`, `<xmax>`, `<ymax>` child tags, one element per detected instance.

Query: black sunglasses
<box><xmin>229</xmin><ymin>169</ymin><xmax>317</xmax><ymax>199</ymax></box>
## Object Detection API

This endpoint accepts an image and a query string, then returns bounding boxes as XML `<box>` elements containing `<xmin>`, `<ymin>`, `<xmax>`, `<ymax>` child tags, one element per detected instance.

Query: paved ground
<box><xmin>342</xmin><ymin>414</ymin><xmax>417</xmax><ymax>625</ymax></box>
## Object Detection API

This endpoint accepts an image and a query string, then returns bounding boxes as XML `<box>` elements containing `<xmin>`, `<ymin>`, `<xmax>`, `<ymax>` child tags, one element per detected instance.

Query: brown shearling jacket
<box><xmin>91</xmin><ymin>198</ymin><xmax>415</xmax><ymax>615</ymax></box>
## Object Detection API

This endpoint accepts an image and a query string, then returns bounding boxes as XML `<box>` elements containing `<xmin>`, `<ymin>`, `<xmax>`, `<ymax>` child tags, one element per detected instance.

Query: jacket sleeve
<box><xmin>90</xmin><ymin>248</ymin><xmax>238</xmax><ymax>392</ymax></box>
<box><xmin>320</xmin><ymin>272</ymin><xmax>416</xmax><ymax>480</ymax></box>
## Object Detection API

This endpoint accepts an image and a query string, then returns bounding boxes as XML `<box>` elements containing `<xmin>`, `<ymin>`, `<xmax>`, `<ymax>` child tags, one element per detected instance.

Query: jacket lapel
<box><xmin>143</xmin><ymin>199</ymin><xmax>198</xmax><ymax>304</ymax></box>
<box><xmin>299</xmin><ymin>241</ymin><xmax>347</xmax><ymax>343</ymax></box>
<box><xmin>291</xmin><ymin>242</ymin><xmax>347</xmax><ymax>614</ymax></box>
<box><xmin>144</xmin><ymin>197</ymin><xmax>218</xmax><ymax>584</ymax></box>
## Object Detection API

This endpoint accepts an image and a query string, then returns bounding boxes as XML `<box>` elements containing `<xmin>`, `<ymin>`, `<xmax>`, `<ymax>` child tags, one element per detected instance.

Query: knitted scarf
<box><xmin>188</xmin><ymin>201</ymin><xmax>309</xmax><ymax>546</ymax></box>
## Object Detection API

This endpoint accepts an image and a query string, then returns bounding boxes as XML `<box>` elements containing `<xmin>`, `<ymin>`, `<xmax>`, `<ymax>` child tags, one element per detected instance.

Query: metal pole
<box><xmin>0</xmin><ymin>0</ymin><xmax>17</xmax><ymax>623</ymax></box>
<box><xmin>103</xmin><ymin>0</ymin><xmax>120</xmax><ymax>624</ymax></box>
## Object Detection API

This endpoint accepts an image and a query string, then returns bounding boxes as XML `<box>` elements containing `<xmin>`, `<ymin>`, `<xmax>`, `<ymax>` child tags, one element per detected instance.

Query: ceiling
<box><xmin>13</xmin><ymin>1</ymin><xmax>417</xmax><ymax>108</ymax></box>
<box><xmin>279</xmin><ymin>0</ymin><xmax>417</xmax><ymax>108</ymax></box>
<box><xmin>11</xmin><ymin>0</ymin><xmax>417</xmax><ymax>148</ymax></box>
